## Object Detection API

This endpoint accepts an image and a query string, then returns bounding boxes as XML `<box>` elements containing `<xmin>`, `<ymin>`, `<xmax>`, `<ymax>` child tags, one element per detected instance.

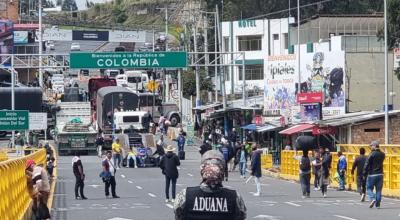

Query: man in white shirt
<box><xmin>102</xmin><ymin>151</ymin><xmax>120</xmax><ymax>198</ymax></box>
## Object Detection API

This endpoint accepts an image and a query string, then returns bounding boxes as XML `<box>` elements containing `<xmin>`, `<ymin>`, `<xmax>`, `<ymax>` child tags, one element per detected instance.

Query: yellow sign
<box><xmin>146</xmin><ymin>80</ymin><xmax>158</xmax><ymax>92</ymax></box>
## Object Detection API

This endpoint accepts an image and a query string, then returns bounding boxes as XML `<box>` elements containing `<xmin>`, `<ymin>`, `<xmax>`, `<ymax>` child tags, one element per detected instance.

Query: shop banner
<box><xmin>297</xmin><ymin>92</ymin><xmax>323</xmax><ymax>104</ymax></box>
<box><xmin>109</xmin><ymin>30</ymin><xmax>146</xmax><ymax>43</ymax></box>
<box><xmin>72</xmin><ymin>30</ymin><xmax>109</xmax><ymax>41</ymax></box>
<box><xmin>42</xmin><ymin>29</ymin><xmax>73</xmax><ymax>41</ymax></box>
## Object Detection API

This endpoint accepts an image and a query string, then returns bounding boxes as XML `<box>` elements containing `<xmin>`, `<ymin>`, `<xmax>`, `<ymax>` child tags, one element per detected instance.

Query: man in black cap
<box><xmin>363</xmin><ymin>140</ymin><xmax>385</xmax><ymax>209</ymax></box>
<box><xmin>174</xmin><ymin>150</ymin><xmax>246</xmax><ymax>220</ymax></box>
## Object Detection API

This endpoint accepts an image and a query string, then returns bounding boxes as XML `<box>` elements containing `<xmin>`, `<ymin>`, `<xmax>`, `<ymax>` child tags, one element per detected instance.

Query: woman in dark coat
<box><xmin>251</xmin><ymin>145</ymin><xmax>262</xmax><ymax>196</ymax></box>
<box><xmin>160</xmin><ymin>145</ymin><xmax>181</xmax><ymax>203</ymax></box>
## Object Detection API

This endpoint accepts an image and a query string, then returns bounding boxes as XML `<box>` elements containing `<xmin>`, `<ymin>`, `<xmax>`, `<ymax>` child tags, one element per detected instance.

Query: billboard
<box><xmin>14</xmin><ymin>31</ymin><xmax>28</xmax><ymax>44</ymax></box>
<box><xmin>42</xmin><ymin>29</ymin><xmax>72</xmax><ymax>41</ymax></box>
<box><xmin>0</xmin><ymin>20</ymin><xmax>13</xmax><ymax>66</ymax></box>
<box><xmin>264</xmin><ymin>54</ymin><xmax>297</xmax><ymax>117</ymax></box>
<box><xmin>72</xmin><ymin>30</ymin><xmax>109</xmax><ymax>41</ymax></box>
<box><xmin>109</xmin><ymin>30</ymin><xmax>146</xmax><ymax>43</ymax></box>
<box><xmin>264</xmin><ymin>50</ymin><xmax>346</xmax><ymax>120</ymax></box>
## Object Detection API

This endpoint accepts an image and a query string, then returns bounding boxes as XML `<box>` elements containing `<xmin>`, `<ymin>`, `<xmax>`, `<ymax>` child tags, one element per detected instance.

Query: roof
<box><xmin>97</xmin><ymin>86</ymin><xmax>133</xmax><ymax>97</ymax></box>
<box><xmin>279</xmin><ymin>124</ymin><xmax>315</xmax><ymax>135</ymax></box>
<box><xmin>193</xmin><ymin>103</ymin><xmax>223</xmax><ymax>111</ymax></box>
<box><xmin>317</xmin><ymin>110</ymin><xmax>400</xmax><ymax>127</ymax></box>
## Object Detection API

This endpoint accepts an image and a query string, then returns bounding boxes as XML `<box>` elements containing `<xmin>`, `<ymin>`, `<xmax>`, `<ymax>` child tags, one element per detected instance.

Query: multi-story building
<box><xmin>221</xmin><ymin>18</ymin><xmax>293</xmax><ymax>96</ymax></box>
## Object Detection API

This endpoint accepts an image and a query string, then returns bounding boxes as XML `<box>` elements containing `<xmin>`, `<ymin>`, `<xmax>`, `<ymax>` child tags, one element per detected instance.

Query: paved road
<box><xmin>52</xmin><ymin>138</ymin><xmax>400</xmax><ymax>220</ymax></box>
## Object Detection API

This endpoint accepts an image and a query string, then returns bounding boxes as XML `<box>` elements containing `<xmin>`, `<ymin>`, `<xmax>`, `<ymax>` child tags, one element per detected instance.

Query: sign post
<box><xmin>70</xmin><ymin>52</ymin><xmax>188</xmax><ymax>69</ymax></box>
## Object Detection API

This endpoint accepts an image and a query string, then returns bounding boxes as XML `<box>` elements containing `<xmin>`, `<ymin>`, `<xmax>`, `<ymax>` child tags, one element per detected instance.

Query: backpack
<box><xmin>300</xmin><ymin>156</ymin><xmax>311</xmax><ymax>172</ymax></box>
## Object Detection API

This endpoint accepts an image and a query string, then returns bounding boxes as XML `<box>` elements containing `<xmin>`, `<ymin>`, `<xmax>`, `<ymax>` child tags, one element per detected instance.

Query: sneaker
<box><xmin>171</xmin><ymin>199</ymin><xmax>175</xmax><ymax>203</ymax></box>
<box><xmin>165</xmin><ymin>199</ymin><xmax>170</xmax><ymax>203</ymax></box>
<box><xmin>360</xmin><ymin>194</ymin><xmax>366</xmax><ymax>202</ymax></box>
<box><xmin>323</xmin><ymin>193</ymin><xmax>327</xmax><ymax>198</ymax></box>
<box><xmin>314</xmin><ymin>187</ymin><xmax>319</xmax><ymax>191</ymax></box>
<box><xmin>75</xmin><ymin>196</ymin><xmax>81</xmax><ymax>200</ymax></box>
<box><xmin>254</xmin><ymin>192</ymin><xmax>260</xmax><ymax>197</ymax></box>
<box><xmin>369</xmin><ymin>200</ymin><xmax>376</xmax><ymax>208</ymax></box>
<box><xmin>126</xmin><ymin>166</ymin><xmax>129</xmax><ymax>168</ymax></box>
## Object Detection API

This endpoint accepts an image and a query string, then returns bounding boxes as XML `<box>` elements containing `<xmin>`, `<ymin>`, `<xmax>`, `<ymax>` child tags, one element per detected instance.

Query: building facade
<box><xmin>221</xmin><ymin>18</ymin><xmax>293</xmax><ymax>96</ymax></box>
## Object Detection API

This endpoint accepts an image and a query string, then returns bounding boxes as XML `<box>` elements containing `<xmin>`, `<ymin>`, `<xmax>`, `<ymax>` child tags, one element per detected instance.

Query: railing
<box><xmin>0</xmin><ymin>148</ymin><xmax>46</xmax><ymax>219</ymax></box>
<box><xmin>280</xmin><ymin>150</ymin><xmax>400</xmax><ymax>197</ymax></box>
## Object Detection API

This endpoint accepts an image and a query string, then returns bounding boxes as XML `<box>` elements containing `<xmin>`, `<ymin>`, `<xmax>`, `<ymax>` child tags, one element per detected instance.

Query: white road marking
<box><xmin>106</xmin><ymin>218</ymin><xmax>133</xmax><ymax>220</ymax></box>
<box><xmin>166</xmin><ymin>204</ymin><xmax>174</xmax><ymax>209</ymax></box>
<box><xmin>333</xmin><ymin>215</ymin><xmax>358</xmax><ymax>220</ymax></box>
<box><xmin>87</xmin><ymin>184</ymin><xmax>101</xmax><ymax>188</ymax></box>
<box><xmin>121</xmin><ymin>174</ymin><xmax>126</xmax><ymax>178</ymax></box>
<box><xmin>284</xmin><ymin>202</ymin><xmax>301</xmax><ymax>207</ymax></box>
<box><xmin>253</xmin><ymin>215</ymin><xmax>280</xmax><ymax>219</ymax></box>
<box><xmin>187</xmin><ymin>173</ymin><xmax>194</xmax><ymax>177</ymax></box>
<box><xmin>148</xmin><ymin>193</ymin><xmax>156</xmax><ymax>198</ymax></box>
<box><xmin>136</xmin><ymin>186</ymin><xmax>143</xmax><ymax>189</ymax></box>
<box><xmin>128</xmin><ymin>180</ymin><xmax>133</xmax><ymax>184</ymax></box>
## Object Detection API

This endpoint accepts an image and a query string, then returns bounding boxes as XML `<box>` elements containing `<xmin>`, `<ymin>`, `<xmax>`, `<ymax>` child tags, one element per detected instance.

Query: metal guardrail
<box><xmin>0</xmin><ymin>54</ymin><xmax>70</xmax><ymax>69</ymax></box>
<box><xmin>280</xmin><ymin>149</ymin><xmax>400</xmax><ymax>197</ymax></box>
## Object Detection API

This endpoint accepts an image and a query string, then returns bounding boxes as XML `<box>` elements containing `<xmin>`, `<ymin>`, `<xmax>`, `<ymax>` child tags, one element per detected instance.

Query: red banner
<box><xmin>297</xmin><ymin>92</ymin><xmax>324</xmax><ymax>104</ymax></box>
<box><xmin>312</xmin><ymin>126</ymin><xmax>337</xmax><ymax>135</ymax></box>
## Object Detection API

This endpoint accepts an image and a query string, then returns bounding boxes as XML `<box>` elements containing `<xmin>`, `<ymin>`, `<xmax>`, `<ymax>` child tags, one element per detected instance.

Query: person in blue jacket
<box><xmin>337</xmin><ymin>151</ymin><xmax>347</xmax><ymax>190</ymax></box>
<box><xmin>175</xmin><ymin>132</ymin><xmax>186</xmax><ymax>152</ymax></box>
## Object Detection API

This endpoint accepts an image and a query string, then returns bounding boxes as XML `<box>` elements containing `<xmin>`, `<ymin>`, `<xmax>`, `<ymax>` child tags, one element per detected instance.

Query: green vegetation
<box><xmin>182</xmin><ymin>69</ymin><xmax>214</xmax><ymax>99</ymax></box>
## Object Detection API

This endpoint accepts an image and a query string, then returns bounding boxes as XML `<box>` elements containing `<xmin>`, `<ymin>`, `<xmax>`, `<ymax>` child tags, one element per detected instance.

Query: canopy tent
<box><xmin>279</xmin><ymin>124</ymin><xmax>315</xmax><ymax>135</ymax></box>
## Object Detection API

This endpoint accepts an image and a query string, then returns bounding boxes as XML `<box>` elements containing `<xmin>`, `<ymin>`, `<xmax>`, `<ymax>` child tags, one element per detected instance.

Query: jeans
<box><xmin>357</xmin><ymin>175</ymin><xmax>366</xmax><ymax>195</ymax></box>
<box><xmin>105</xmin><ymin>176</ymin><xmax>117</xmax><ymax>197</ymax></box>
<box><xmin>239</xmin><ymin>161</ymin><xmax>246</xmax><ymax>176</ymax></box>
<box><xmin>178</xmin><ymin>145</ymin><xmax>184</xmax><ymax>152</ymax></box>
<box><xmin>339</xmin><ymin>171</ymin><xmax>346</xmax><ymax>190</ymax></box>
<box><xmin>224</xmin><ymin>161</ymin><xmax>229</xmax><ymax>180</ymax></box>
<box><xmin>367</xmin><ymin>175</ymin><xmax>383</xmax><ymax>207</ymax></box>
<box><xmin>165</xmin><ymin>176</ymin><xmax>177</xmax><ymax>200</ymax></box>
<box><xmin>314</xmin><ymin>172</ymin><xmax>320</xmax><ymax>188</ymax></box>
<box><xmin>75</xmin><ymin>175</ymin><xmax>85</xmax><ymax>198</ymax></box>
<box><xmin>300</xmin><ymin>173</ymin><xmax>311</xmax><ymax>196</ymax></box>
<box><xmin>113</xmin><ymin>154</ymin><xmax>121</xmax><ymax>168</ymax></box>
<box><xmin>254</xmin><ymin>177</ymin><xmax>261</xmax><ymax>194</ymax></box>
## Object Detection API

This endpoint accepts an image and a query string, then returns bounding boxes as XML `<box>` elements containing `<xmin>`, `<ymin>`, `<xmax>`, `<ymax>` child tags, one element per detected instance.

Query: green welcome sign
<box><xmin>70</xmin><ymin>52</ymin><xmax>188</xmax><ymax>69</ymax></box>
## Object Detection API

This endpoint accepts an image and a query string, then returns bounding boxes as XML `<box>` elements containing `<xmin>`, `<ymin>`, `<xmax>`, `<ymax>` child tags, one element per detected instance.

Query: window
<box><xmin>238</xmin><ymin>64</ymin><xmax>264</xmax><ymax>81</ymax></box>
<box><xmin>139</xmin><ymin>95</ymin><xmax>154</xmax><ymax>107</ymax></box>
<box><xmin>273</xmin><ymin>34</ymin><xmax>279</xmax><ymax>40</ymax></box>
<box><xmin>364</xmin><ymin>128</ymin><xmax>380</xmax><ymax>132</ymax></box>
<box><xmin>283</xmin><ymin>33</ymin><xmax>288</xmax><ymax>49</ymax></box>
<box><xmin>238</xmin><ymin>35</ymin><xmax>262</xmax><ymax>51</ymax></box>
<box><xmin>123</xmin><ymin>116</ymin><xmax>140</xmax><ymax>123</ymax></box>
<box><xmin>223</xmin><ymin>37</ymin><xmax>229</xmax><ymax>52</ymax></box>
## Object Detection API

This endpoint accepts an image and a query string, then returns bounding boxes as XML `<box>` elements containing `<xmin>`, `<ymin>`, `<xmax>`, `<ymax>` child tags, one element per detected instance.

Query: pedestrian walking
<box><xmin>72</xmin><ymin>153</ymin><xmax>87</xmax><ymax>200</ymax></box>
<box><xmin>25</xmin><ymin>160</ymin><xmax>51</xmax><ymax>219</ymax></box>
<box><xmin>251</xmin><ymin>145</ymin><xmax>262</xmax><ymax>196</ymax></box>
<box><xmin>47</xmin><ymin>156</ymin><xmax>56</xmax><ymax>178</ymax></box>
<box><xmin>312</xmin><ymin>150</ymin><xmax>322</xmax><ymax>190</ymax></box>
<box><xmin>102</xmin><ymin>151</ymin><xmax>120</xmax><ymax>199</ymax></box>
<box><xmin>320</xmin><ymin>147</ymin><xmax>330</xmax><ymax>198</ymax></box>
<box><xmin>237</xmin><ymin>145</ymin><xmax>248</xmax><ymax>179</ymax></box>
<box><xmin>160</xmin><ymin>145</ymin><xmax>180</xmax><ymax>203</ymax></box>
<box><xmin>220</xmin><ymin>138</ymin><xmax>233</xmax><ymax>181</ymax></box>
<box><xmin>15</xmin><ymin>132</ymin><xmax>24</xmax><ymax>156</ymax></box>
<box><xmin>363</xmin><ymin>141</ymin><xmax>385</xmax><ymax>209</ymax></box>
<box><xmin>174</xmin><ymin>150</ymin><xmax>247</xmax><ymax>220</ymax></box>
<box><xmin>351</xmin><ymin>147</ymin><xmax>367</xmax><ymax>202</ymax></box>
<box><xmin>112</xmin><ymin>138</ymin><xmax>122</xmax><ymax>169</ymax></box>
<box><xmin>228</xmin><ymin>128</ymin><xmax>237</xmax><ymax>149</ymax></box>
<box><xmin>337</xmin><ymin>151</ymin><xmax>347</xmax><ymax>190</ymax></box>
<box><xmin>295</xmin><ymin>150</ymin><xmax>311</xmax><ymax>198</ymax></box>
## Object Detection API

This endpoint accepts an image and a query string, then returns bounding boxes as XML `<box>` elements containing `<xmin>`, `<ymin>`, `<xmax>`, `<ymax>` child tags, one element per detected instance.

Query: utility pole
<box><xmin>194</xmin><ymin>23</ymin><xmax>201</xmax><ymax>107</ymax></box>
<box><xmin>11</xmin><ymin>55</ymin><xmax>15</xmax><ymax>148</ymax></box>
<box><xmin>165</xmin><ymin>7</ymin><xmax>168</xmax><ymax>51</ymax></box>
<box><xmin>204</xmin><ymin>14</ymin><xmax>209</xmax><ymax>92</ymax></box>
<box><xmin>39</xmin><ymin>0</ymin><xmax>43</xmax><ymax>87</ymax></box>
<box><xmin>216</xmin><ymin>5</ymin><xmax>226</xmax><ymax>109</ymax></box>
<box><xmin>384</xmin><ymin>0</ymin><xmax>389</xmax><ymax>144</ymax></box>
<box><xmin>297</xmin><ymin>0</ymin><xmax>301</xmax><ymax>95</ymax></box>
<box><xmin>214</xmin><ymin>10</ymin><xmax>218</xmax><ymax>103</ymax></box>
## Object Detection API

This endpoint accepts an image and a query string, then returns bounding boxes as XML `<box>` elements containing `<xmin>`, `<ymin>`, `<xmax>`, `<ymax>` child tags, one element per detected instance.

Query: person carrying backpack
<box><xmin>295</xmin><ymin>150</ymin><xmax>311</xmax><ymax>198</ymax></box>
<box><xmin>219</xmin><ymin>138</ymin><xmax>233</xmax><ymax>181</ymax></box>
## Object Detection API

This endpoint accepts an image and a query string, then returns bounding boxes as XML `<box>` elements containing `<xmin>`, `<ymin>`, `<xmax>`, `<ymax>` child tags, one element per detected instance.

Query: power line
<box><xmin>247</xmin><ymin>0</ymin><xmax>334</xmax><ymax>20</ymax></box>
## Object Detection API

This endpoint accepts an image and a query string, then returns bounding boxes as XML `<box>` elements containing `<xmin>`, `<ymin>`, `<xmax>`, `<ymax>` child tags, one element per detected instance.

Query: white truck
<box><xmin>55</xmin><ymin>102</ymin><xmax>97</xmax><ymax>155</ymax></box>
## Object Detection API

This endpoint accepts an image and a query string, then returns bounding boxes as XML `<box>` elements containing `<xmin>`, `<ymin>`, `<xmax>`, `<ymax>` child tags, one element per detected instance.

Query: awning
<box><xmin>241</xmin><ymin>124</ymin><xmax>257</xmax><ymax>131</ymax></box>
<box><xmin>241</xmin><ymin>123</ymin><xmax>281</xmax><ymax>132</ymax></box>
<box><xmin>279</xmin><ymin>124</ymin><xmax>315</xmax><ymax>135</ymax></box>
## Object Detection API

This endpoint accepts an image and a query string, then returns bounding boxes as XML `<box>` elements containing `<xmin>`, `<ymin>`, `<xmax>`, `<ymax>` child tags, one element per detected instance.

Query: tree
<box><xmin>62</xmin><ymin>0</ymin><xmax>78</xmax><ymax>11</ymax></box>
<box><xmin>182</xmin><ymin>69</ymin><xmax>214</xmax><ymax>99</ymax></box>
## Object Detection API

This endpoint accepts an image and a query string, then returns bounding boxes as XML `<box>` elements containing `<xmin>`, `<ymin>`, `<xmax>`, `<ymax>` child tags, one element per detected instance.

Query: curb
<box><xmin>47</xmin><ymin>145</ymin><xmax>58</xmax><ymax>211</ymax></box>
